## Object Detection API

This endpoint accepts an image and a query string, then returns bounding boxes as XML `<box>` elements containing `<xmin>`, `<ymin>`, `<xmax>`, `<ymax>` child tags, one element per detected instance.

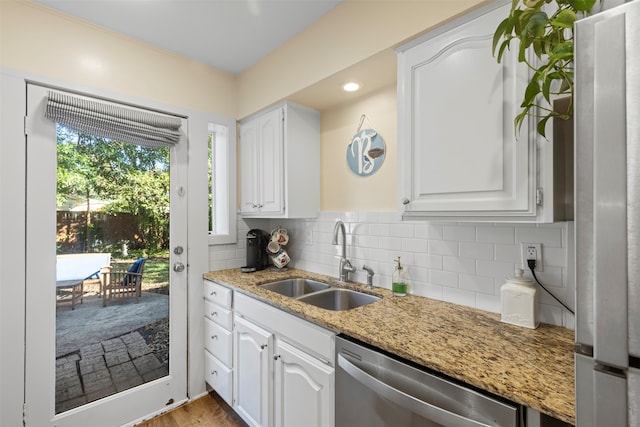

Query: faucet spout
<box><xmin>332</xmin><ymin>220</ymin><xmax>347</xmax><ymax>258</ymax></box>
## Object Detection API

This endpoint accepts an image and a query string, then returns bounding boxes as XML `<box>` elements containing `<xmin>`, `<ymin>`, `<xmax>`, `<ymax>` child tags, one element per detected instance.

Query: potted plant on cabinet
<box><xmin>492</xmin><ymin>0</ymin><xmax>596</xmax><ymax>138</ymax></box>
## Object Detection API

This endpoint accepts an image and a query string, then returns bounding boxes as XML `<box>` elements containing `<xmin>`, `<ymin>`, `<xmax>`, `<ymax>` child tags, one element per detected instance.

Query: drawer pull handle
<box><xmin>274</xmin><ymin>354</ymin><xmax>281</xmax><ymax>360</ymax></box>
<box><xmin>211</xmin><ymin>311</ymin><xmax>218</xmax><ymax>317</ymax></box>
<box><xmin>260</xmin><ymin>344</ymin><xmax>267</xmax><ymax>350</ymax></box>
<box><xmin>210</xmin><ymin>290</ymin><xmax>216</xmax><ymax>296</ymax></box>
<box><xmin>211</xmin><ymin>335</ymin><xmax>218</xmax><ymax>340</ymax></box>
<box><xmin>211</xmin><ymin>370</ymin><xmax>217</xmax><ymax>376</ymax></box>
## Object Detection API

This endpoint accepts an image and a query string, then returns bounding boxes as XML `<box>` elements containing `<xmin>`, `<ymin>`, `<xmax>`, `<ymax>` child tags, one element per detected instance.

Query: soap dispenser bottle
<box><xmin>392</xmin><ymin>256</ymin><xmax>410</xmax><ymax>296</ymax></box>
<box><xmin>500</xmin><ymin>268</ymin><xmax>539</xmax><ymax>329</ymax></box>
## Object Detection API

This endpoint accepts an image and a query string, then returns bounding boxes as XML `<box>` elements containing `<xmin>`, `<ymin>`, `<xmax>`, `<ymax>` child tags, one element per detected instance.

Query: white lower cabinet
<box><xmin>203</xmin><ymin>280</ymin><xmax>234</xmax><ymax>405</ymax></box>
<box><xmin>234</xmin><ymin>293</ymin><xmax>335</xmax><ymax>427</ymax></box>
<box><xmin>274</xmin><ymin>339</ymin><xmax>334</xmax><ymax>427</ymax></box>
<box><xmin>233</xmin><ymin>316</ymin><xmax>273</xmax><ymax>427</ymax></box>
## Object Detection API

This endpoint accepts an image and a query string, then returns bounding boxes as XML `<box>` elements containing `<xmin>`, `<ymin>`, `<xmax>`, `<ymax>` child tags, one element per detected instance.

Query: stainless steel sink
<box><xmin>260</xmin><ymin>278</ymin><xmax>381</xmax><ymax>310</ymax></box>
<box><xmin>259</xmin><ymin>278</ymin><xmax>332</xmax><ymax>297</ymax></box>
<box><xmin>296</xmin><ymin>288</ymin><xmax>380</xmax><ymax>311</ymax></box>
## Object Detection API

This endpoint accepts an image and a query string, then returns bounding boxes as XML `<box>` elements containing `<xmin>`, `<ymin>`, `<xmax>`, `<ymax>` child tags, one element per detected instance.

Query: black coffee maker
<box><xmin>241</xmin><ymin>229</ymin><xmax>270</xmax><ymax>272</ymax></box>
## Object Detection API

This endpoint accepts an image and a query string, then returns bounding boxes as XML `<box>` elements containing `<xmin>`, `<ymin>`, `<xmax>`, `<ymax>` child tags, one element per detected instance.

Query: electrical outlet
<box><xmin>305</xmin><ymin>229</ymin><xmax>313</xmax><ymax>245</ymax></box>
<box><xmin>521</xmin><ymin>243</ymin><xmax>543</xmax><ymax>272</ymax></box>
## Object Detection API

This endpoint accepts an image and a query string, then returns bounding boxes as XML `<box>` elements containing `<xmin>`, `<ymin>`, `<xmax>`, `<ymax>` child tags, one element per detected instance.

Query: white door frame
<box><xmin>0</xmin><ymin>69</ymin><xmax>224</xmax><ymax>426</ymax></box>
<box><xmin>24</xmin><ymin>82</ymin><xmax>190</xmax><ymax>427</ymax></box>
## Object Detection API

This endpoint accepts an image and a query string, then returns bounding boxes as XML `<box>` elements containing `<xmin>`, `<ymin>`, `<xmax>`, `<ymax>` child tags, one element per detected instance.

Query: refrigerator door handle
<box><xmin>592</xmin><ymin>12</ymin><xmax>629</xmax><ymax>368</ymax></box>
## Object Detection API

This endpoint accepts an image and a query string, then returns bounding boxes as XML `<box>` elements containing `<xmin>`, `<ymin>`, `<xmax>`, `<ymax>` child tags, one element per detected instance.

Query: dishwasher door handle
<box><xmin>338</xmin><ymin>353</ymin><xmax>493</xmax><ymax>427</ymax></box>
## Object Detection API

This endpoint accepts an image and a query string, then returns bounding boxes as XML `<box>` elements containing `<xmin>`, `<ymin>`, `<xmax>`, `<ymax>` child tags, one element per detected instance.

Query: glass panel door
<box><xmin>25</xmin><ymin>83</ymin><xmax>188</xmax><ymax>426</ymax></box>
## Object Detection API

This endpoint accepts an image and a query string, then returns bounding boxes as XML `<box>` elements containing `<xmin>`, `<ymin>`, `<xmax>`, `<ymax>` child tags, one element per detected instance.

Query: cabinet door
<box><xmin>240</xmin><ymin>119</ymin><xmax>260</xmax><ymax>214</ymax></box>
<box><xmin>257</xmin><ymin>108</ymin><xmax>284</xmax><ymax>215</ymax></box>
<box><xmin>274</xmin><ymin>339</ymin><xmax>334</xmax><ymax>427</ymax></box>
<box><xmin>398</xmin><ymin>3</ymin><xmax>535</xmax><ymax>218</ymax></box>
<box><xmin>234</xmin><ymin>316</ymin><xmax>273</xmax><ymax>427</ymax></box>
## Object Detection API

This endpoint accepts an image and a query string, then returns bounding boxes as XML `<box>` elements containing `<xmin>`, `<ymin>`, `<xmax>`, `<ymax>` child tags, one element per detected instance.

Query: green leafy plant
<box><xmin>493</xmin><ymin>0</ymin><xmax>596</xmax><ymax>137</ymax></box>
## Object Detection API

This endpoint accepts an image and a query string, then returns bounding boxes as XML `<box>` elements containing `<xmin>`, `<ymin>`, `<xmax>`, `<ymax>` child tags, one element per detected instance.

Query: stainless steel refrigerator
<box><xmin>575</xmin><ymin>1</ymin><xmax>640</xmax><ymax>425</ymax></box>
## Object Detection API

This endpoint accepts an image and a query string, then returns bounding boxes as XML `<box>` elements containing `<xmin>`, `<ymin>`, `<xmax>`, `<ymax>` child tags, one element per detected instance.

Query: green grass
<box><xmin>144</xmin><ymin>256</ymin><xmax>169</xmax><ymax>284</ymax></box>
<box><xmin>112</xmin><ymin>255</ymin><xmax>169</xmax><ymax>287</ymax></box>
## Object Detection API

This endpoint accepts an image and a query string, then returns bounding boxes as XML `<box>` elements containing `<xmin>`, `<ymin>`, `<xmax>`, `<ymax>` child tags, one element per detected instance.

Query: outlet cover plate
<box><xmin>521</xmin><ymin>243</ymin><xmax>543</xmax><ymax>272</ymax></box>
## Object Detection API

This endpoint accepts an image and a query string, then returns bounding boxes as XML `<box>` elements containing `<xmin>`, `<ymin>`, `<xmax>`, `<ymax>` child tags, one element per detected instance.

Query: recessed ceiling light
<box><xmin>343</xmin><ymin>82</ymin><xmax>360</xmax><ymax>92</ymax></box>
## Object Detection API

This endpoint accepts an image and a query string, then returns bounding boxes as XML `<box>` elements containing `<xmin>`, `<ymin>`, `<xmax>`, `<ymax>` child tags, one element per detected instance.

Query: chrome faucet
<box><xmin>362</xmin><ymin>265</ymin><xmax>374</xmax><ymax>289</ymax></box>
<box><xmin>332</xmin><ymin>220</ymin><xmax>355</xmax><ymax>282</ymax></box>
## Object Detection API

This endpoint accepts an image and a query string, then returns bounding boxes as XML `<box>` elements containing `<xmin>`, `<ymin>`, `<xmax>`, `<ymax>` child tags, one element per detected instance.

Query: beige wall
<box><xmin>320</xmin><ymin>84</ymin><xmax>397</xmax><ymax>211</ymax></box>
<box><xmin>0</xmin><ymin>0</ymin><xmax>236</xmax><ymax>116</ymax></box>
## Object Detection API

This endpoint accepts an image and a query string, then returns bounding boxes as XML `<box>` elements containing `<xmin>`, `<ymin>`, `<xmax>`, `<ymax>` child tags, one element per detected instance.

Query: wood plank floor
<box><xmin>135</xmin><ymin>392</ymin><xmax>247</xmax><ymax>427</ymax></box>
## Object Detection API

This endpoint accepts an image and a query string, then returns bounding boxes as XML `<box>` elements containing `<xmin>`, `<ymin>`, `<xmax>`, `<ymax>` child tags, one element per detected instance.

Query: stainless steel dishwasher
<box><xmin>336</xmin><ymin>335</ymin><xmax>522</xmax><ymax>427</ymax></box>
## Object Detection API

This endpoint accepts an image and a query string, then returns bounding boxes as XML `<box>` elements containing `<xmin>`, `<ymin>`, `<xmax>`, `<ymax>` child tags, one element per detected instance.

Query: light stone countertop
<box><xmin>203</xmin><ymin>267</ymin><xmax>575</xmax><ymax>425</ymax></box>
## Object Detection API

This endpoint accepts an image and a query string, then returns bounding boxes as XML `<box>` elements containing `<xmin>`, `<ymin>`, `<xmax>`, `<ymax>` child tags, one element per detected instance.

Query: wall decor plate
<box><xmin>346</xmin><ymin>128</ymin><xmax>386</xmax><ymax>176</ymax></box>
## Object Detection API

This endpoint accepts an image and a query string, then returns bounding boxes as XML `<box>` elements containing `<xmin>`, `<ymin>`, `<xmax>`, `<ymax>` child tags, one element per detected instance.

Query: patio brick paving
<box><xmin>55</xmin><ymin>330</ymin><xmax>168</xmax><ymax>414</ymax></box>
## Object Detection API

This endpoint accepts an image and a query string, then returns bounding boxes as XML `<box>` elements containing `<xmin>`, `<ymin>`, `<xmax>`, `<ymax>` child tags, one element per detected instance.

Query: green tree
<box><xmin>56</xmin><ymin>125</ymin><xmax>170</xmax><ymax>254</ymax></box>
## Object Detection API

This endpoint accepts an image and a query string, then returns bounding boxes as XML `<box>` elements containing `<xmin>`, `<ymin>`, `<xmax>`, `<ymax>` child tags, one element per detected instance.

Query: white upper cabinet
<box><xmin>396</xmin><ymin>1</ymin><xmax>572</xmax><ymax>222</ymax></box>
<box><xmin>239</xmin><ymin>102</ymin><xmax>320</xmax><ymax>219</ymax></box>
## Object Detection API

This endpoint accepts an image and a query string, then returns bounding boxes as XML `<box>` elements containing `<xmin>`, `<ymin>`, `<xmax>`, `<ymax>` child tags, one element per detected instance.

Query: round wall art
<box><xmin>346</xmin><ymin>127</ymin><xmax>386</xmax><ymax>177</ymax></box>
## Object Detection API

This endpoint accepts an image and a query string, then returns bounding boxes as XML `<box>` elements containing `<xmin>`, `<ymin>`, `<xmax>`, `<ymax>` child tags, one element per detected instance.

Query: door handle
<box><xmin>173</xmin><ymin>262</ymin><xmax>185</xmax><ymax>272</ymax></box>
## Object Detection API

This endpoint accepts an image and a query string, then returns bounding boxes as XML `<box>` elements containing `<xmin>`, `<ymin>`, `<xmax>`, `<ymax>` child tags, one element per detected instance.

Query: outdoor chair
<box><xmin>100</xmin><ymin>257</ymin><xmax>147</xmax><ymax>307</ymax></box>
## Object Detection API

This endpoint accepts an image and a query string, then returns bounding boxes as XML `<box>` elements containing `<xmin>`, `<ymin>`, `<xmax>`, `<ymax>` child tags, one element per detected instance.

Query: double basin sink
<box><xmin>259</xmin><ymin>278</ymin><xmax>380</xmax><ymax>311</ymax></box>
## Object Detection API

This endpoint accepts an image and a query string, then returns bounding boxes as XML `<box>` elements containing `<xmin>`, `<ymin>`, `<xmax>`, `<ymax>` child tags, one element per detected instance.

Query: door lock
<box><xmin>173</xmin><ymin>262</ymin><xmax>185</xmax><ymax>272</ymax></box>
<box><xmin>173</xmin><ymin>246</ymin><xmax>184</xmax><ymax>255</ymax></box>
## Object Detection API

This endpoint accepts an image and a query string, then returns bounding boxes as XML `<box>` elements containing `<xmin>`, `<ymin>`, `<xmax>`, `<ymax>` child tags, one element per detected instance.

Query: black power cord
<box><xmin>527</xmin><ymin>259</ymin><xmax>575</xmax><ymax>315</ymax></box>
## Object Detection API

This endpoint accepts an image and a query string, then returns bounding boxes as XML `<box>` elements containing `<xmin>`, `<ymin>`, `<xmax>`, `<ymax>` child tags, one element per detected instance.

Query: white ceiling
<box><xmin>32</xmin><ymin>0</ymin><xmax>343</xmax><ymax>75</ymax></box>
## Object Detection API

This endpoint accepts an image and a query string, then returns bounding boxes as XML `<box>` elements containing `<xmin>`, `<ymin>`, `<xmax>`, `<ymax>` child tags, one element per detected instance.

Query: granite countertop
<box><xmin>203</xmin><ymin>268</ymin><xmax>575</xmax><ymax>425</ymax></box>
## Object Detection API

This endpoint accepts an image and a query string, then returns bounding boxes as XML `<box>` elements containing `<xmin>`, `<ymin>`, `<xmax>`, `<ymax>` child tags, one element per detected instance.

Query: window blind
<box><xmin>45</xmin><ymin>90</ymin><xmax>182</xmax><ymax>147</ymax></box>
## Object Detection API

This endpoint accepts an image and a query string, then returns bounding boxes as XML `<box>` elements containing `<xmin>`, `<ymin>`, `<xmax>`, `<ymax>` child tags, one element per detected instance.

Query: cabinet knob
<box><xmin>211</xmin><ymin>370</ymin><xmax>217</xmax><ymax>376</ymax></box>
<box><xmin>211</xmin><ymin>311</ymin><xmax>218</xmax><ymax>317</ymax></box>
<box><xmin>274</xmin><ymin>354</ymin><xmax>281</xmax><ymax>360</ymax></box>
<box><xmin>261</xmin><ymin>344</ymin><xmax>267</xmax><ymax>350</ymax></box>
<box><xmin>401</xmin><ymin>198</ymin><xmax>410</xmax><ymax>205</ymax></box>
<box><xmin>211</xmin><ymin>335</ymin><xmax>218</xmax><ymax>340</ymax></box>
<box><xmin>210</xmin><ymin>290</ymin><xmax>216</xmax><ymax>296</ymax></box>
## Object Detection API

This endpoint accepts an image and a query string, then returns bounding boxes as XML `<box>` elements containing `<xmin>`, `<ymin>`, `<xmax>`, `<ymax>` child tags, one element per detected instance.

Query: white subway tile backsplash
<box><xmin>459</xmin><ymin>242</ymin><xmax>494</xmax><ymax>261</ymax></box>
<box><xmin>412</xmin><ymin>283</ymin><xmax>443</xmax><ymax>299</ymax></box>
<box><xmin>477</xmin><ymin>260</ymin><xmax>516</xmax><ymax>279</ymax></box>
<box><xmin>442</xmin><ymin>287</ymin><xmax>476</xmax><ymax>306</ymax></box>
<box><xmin>389</xmin><ymin>223</ymin><xmax>415</xmax><ymax>238</ymax></box>
<box><xmin>443</xmin><ymin>256</ymin><xmax>476</xmax><ymax>274</ymax></box>
<box><xmin>208</xmin><ymin>213</ymin><xmax>573</xmax><ymax>329</ymax></box>
<box><xmin>494</xmin><ymin>244</ymin><xmax>521</xmax><ymax>263</ymax></box>
<box><xmin>369</xmin><ymin>223</ymin><xmax>390</xmax><ymax>236</ymax></box>
<box><xmin>410</xmin><ymin>266</ymin><xmax>429</xmax><ymax>283</ymax></box>
<box><xmin>401</xmin><ymin>238</ymin><xmax>428</xmax><ymax>253</ymax></box>
<box><xmin>443</xmin><ymin>225</ymin><xmax>476</xmax><ymax>242</ymax></box>
<box><xmin>459</xmin><ymin>274</ymin><xmax>495</xmax><ymax>295</ymax></box>
<box><xmin>414</xmin><ymin>253</ymin><xmax>443</xmax><ymax>270</ymax></box>
<box><xmin>378</xmin><ymin>237</ymin><xmax>403</xmax><ymax>251</ymax></box>
<box><xmin>356</xmin><ymin>235</ymin><xmax>379</xmax><ymax>249</ymax></box>
<box><xmin>476</xmin><ymin>226</ymin><xmax>515</xmax><ymax>244</ymax></box>
<box><xmin>515</xmin><ymin>226</ymin><xmax>563</xmax><ymax>247</ymax></box>
<box><xmin>429</xmin><ymin>270</ymin><xmax>459</xmax><ymax>288</ymax></box>
<box><xmin>476</xmin><ymin>293</ymin><xmax>500</xmax><ymax>313</ymax></box>
<box><xmin>429</xmin><ymin>239</ymin><xmax>458</xmax><ymax>256</ymax></box>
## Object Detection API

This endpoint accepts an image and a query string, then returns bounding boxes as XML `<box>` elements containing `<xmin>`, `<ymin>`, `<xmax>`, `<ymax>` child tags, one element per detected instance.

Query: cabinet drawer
<box><xmin>204</xmin><ymin>317</ymin><xmax>232</xmax><ymax>366</ymax></box>
<box><xmin>235</xmin><ymin>293</ymin><xmax>335</xmax><ymax>364</ymax></box>
<box><xmin>205</xmin><ymin>350</ymin><xmax>232</xmax><ymax>406</ymax></box>
<box><xmin>203</xmin><ymin>280</ymin><xmax>232</xmax><ymax>308</ymax></box>
<box><xmin>204</xmin><ymin>300</ymin><xmax>233</xmax><ymax>330</ymax></box>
